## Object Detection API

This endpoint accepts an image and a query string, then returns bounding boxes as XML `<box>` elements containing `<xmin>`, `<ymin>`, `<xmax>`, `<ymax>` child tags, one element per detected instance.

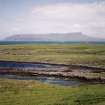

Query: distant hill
<box><xmin>4</xmin><ymin>32</ymin><xmax>105</xmax><ymax>42</ymax></box>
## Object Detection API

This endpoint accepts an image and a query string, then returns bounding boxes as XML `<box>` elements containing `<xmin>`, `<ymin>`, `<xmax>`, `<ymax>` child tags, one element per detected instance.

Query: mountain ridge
<box><xmin>4</xmin><ymin>32</ymin><xmax>105</xmax><ymax>42</ymax></box>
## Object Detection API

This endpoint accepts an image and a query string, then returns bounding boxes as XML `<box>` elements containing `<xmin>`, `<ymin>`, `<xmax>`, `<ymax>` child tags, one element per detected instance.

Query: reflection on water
<box><xmin>0</xmin><ymin>61</ymin><xmax>65</xmax><ymax>68</ymax></box>
<box><xmin>0</xmin><ymin>74</ymin><xmax>82</xmax><ymax>86</ymax></box>
<box><xmin>0</xmin><ymin>61</ymin><xmax>83</xmax><ymax>86</ymax></box>
<box><xmin>0</xmin><ymin>61</ymin><xmax>67</xmax><ymax>72</ymax></box>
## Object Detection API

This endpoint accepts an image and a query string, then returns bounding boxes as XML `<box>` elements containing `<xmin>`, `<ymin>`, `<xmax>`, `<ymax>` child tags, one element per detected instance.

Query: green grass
<box><xmin>0</xmin><ymin>44</ymin><xmax>105</xmax><ymax>105</ymax></box>
<box><xmin>0</xmin><ymin>43</ymin><xmax>105</xmax><ymax>67</ymax></box>
<box><xmin>0</xmin><ymin>79</ymin><xmax>105</xmax><ymax>105</ymax></box>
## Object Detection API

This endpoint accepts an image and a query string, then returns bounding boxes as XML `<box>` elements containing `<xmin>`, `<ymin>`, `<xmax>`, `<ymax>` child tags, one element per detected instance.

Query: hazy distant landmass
<box><xmin>4</xmin><ymin>32</ymin><xmax>105</xmax><ymax>42</ymax></box>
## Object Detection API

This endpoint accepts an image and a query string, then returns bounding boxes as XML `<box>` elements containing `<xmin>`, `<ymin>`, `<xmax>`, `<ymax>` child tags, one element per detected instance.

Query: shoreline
<box><xmin>0</xmin><ymin>60</ymin><xmax>105</xmax><ymax>70</ymax></box>
<box><xmin>0</xmin><ymin>60</ymin><xmax>105</xmax><ymax>83</ymax></box>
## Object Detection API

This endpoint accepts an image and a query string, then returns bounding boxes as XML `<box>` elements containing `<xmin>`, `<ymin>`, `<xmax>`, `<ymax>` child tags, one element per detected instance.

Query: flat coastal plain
<box><xmin>0</xmin><ymin>43</ymin><xmax>105</xmax><ymax>67</ymax></box>
<box><xmin>0</xmin><ymin>43</ymin><xmax>105</xmax><ymax>105</ymax></box>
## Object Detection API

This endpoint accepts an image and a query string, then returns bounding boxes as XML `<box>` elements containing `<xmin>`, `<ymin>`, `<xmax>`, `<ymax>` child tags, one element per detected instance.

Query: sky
<box><xmin>0</xmin><ymin>0</ymin><xmax>105</xmax><ymax>39</ymax></box>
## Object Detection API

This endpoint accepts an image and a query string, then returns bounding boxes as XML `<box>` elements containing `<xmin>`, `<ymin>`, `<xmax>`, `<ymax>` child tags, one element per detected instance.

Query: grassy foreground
<box><xmin>0</xmin><ymin>43</ymin><xmax>105</xmax><ymax>67</ymax></box>
<box><xmin>0</xmin><ymin>79</ymin><xmax>105</xmax><ymax>105</ymax></box>
<box><xmin>0</xmin><ymin>44</ymin><xmax>105</xmax><ymax>105</ymax></box>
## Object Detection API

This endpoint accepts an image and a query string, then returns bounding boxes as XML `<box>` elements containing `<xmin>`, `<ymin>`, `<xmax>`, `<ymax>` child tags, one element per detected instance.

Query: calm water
<box><xmin>0</xmin><ymin>61</ymin><xmax>81</xmax><ymax>86</ymax></box>
<box><xmin>0</xmin><ymin>41</ymin><xmax>105</xmax><ymax>45</ymax></box>
<box><xmin>0</xmin><ymin>61</ymin><xmax>66</xmax><ymax>70</ymax></box>
<box><xmin>0</xmin><ymin>74</ymin><xmax>82</xmax><ymax>86</ymax></box>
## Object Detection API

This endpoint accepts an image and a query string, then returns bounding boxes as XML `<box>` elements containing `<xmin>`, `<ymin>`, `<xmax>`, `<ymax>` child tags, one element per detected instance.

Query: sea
<box><xmin>0</xmin><ymin>41</ymin><xmax>105</xmax><ymax>45</ymax></box>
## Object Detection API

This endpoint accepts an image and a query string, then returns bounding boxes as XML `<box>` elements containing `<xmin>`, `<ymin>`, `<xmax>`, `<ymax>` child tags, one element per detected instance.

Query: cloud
<box><xmin>0</xmin><ymin>1</ymin><xmax>105</xmax><ymax>39</ymax></box>
<box><xmin>30</xmin><ymin>2</ymin><xmax>105</xmax><ymax>38</ymax></box>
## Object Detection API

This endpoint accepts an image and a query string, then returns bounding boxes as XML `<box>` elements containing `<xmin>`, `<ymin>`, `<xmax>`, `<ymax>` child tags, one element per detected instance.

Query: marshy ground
<box><xmin>0</xmin><ymin>43</ymin><xmax>105</xmax><ymax>67</ymax></box>
<box><xmin>0</xmin><ymin>79</ymin><xmax>105</xmax><ymax>105</ymax></box>
<box><xmin>0</xmin><ymin>43</ymin><xmax>105</xmax><ymax>105</ymax></box>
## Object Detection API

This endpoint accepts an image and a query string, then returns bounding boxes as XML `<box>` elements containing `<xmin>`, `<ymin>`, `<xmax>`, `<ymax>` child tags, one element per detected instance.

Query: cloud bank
<box><xmin>0</xmin><ymin>1</ymin><xmax>105</xmax><ymax>39</ymax></box>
